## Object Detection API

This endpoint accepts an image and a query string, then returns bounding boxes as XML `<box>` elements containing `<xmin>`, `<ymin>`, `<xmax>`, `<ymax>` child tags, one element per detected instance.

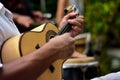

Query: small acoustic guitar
<box><xmin>1</xmin><ymin>5</ymin><xmax>79</xmax><ymax>80</ymax></box>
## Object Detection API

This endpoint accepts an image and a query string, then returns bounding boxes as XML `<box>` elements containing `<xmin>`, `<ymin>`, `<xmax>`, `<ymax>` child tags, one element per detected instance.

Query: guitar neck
<box><xmin>57</xmin><ymin>23</ymin><xmax>72</xmax><ymax>35</ymax></box>
<box><xmin>57</xmin><ymin>5</ymin><xmax>79</xmax><ymax>35</ymax></box>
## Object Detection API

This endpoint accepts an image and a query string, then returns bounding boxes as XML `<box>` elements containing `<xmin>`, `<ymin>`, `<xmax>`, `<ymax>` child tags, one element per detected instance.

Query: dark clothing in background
<box><xmin>0</xmin><ymin>0</ymin><xmax>36</xmax><ymax>32</ymax></box>
<box><xmin>0</xmin><ymin>0</ymin><xmax>33</xmax><ymax>17</ymax></box>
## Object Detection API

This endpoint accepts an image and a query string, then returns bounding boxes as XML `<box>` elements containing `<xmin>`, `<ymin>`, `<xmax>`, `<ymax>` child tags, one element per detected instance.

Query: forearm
<box><xmin>0</xmin><ymin>43</ymin><xmax>58</xmax><ymax>80</ymax></box>
<box><xmin>56</xmin><ymin>0</ymin><xmax>69</xmax><ymax>25</ymax></box>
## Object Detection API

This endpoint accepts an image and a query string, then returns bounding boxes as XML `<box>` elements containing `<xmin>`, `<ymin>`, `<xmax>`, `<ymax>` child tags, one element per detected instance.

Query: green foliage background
<box><xmin>84</xmin><ymin>0</ymin><xmax>120</xmax><ymax>47</ymax></box>
<box><xmin>84</xmin><ymin>0</ymin><xmax>120</xmax><ymax>75</ymax></box>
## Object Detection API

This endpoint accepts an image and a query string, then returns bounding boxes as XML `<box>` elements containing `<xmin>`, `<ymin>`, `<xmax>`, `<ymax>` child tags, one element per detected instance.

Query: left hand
<box><xmin>33</xmin><ymin>11</ymin><xmax>48</xmax><ymax>24</ymax></box>
<box><xmin>33</xmin><ymin>11</ymin><xmax>43</xmax><ymax>18</ymax></box>
<box><xmin>59</xmin><ymin>12</ymin><xmax>84</xmax><ymax>37</ymax></box>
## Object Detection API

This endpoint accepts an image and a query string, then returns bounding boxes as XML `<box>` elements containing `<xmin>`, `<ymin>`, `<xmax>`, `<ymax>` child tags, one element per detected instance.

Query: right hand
<box><xmin>49</xmin><ymin>33</ymin><xmax>75</xmax><ymax>59</ymax></box>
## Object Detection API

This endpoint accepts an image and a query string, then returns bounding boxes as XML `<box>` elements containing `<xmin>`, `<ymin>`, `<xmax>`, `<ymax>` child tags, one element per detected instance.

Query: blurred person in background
<box><xmin>0</xmin><ymin>0</ymin><xmax>48</xmax><ymax>32</ymax></box>
<box><xmin>56</xmin><ymin>0</ymin><xmax>83</xmax><ymax>26</ymax></box>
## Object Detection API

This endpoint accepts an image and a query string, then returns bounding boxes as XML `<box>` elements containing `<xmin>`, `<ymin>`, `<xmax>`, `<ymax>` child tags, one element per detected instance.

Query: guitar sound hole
<box><xmin>46</xmin><ymin>30</ymin><xmax>57</xmax><ymax>42</ymax></box>
<box><xmin>50</xmin><ymin>35</ymin><xmax>55</xmax><ymax>39</ymax></box>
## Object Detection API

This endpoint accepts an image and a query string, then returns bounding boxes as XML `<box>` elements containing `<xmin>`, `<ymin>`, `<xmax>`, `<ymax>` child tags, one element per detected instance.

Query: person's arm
<box><xmin>0</xmin><ymin>33</ymin><xmax>75</xmax><ymax>80</ymax></box>
<box><xmin>0</xmin><ymin>42</ymin><xmax>59</xmax><ymax>80</ymax></box>
<box><xmin>56</xmin><ymin>0</ymin><xmax>69</xmax><ymax>25</ymax></box>
<box><xmin>13</xmin><ymin>13</ymin><xmax>34</xmax><ymax>28</ymax></box>
<box><xmin>0</xmin><ymin>12</ymin><xmax>84</xmax><ymax>80</ymax></box>
<box><xmin>59</xmin><ymin>12</ymin><xmax>85</xmax><ymax>58</ymax></box>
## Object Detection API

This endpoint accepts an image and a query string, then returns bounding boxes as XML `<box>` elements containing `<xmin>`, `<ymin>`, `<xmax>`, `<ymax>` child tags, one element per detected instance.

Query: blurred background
<box><xmin>24</xmin><ymin>0</ymin><xmax>120</xmax><ymax>79</ymax></box>
<box><xmin>29</xmin><ymin>0</ymin><xmax>58</xmax><ymax>20</ymax></box>
<box><xmin>1</xmin><ymin>0</ymin><xmax>120</xmax><ymax>79</ymax></box>
<box><xmin>29</xmin><ymin>0</ymin><xmax>120</xmax><ymax>75</ymax></box>
<box><xmin>84</xmin><ymin>0</ymin><xmax>120</xmax><ymax>75</ymax></box>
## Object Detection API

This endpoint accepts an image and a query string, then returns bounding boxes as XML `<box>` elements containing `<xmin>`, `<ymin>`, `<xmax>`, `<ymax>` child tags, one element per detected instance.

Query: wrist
<box><xmin>34</xmin><ymin>41</ymin><xmax>59</xmax><ymax>62</ymax></box>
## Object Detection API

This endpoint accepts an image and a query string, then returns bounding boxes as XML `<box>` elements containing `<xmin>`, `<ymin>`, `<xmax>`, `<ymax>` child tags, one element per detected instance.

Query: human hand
<box><xmin>33</xmin><ymin>11</ymin><xmax>43</xmax><ymax>18</ymax></box>
<box><xmin>49</xmin><ymin>33</ymin><xmax>75</xmax><ymax>59</ymax></box>
<box><xmin>59</xmin><ymin>12</ymin><xmax>84</xmax><ymax>37</ymax></box>
<box><xmin>33</xmin><ymin>11</ymin><xmax>48</xmax><ymax>24</ymax></box>
<box><xmin>14</xmin><ymin>14</ymin><xmax>34</xmax><ymax>28</ymax></box>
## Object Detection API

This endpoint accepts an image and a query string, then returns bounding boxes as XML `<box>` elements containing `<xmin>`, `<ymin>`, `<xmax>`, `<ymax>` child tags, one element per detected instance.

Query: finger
<box><xmin>65</xmin><ymin>12</ymin><xmax>78</xmax><ymax>19</ymax></box>
<box><xmin>68</xmin><ymin>19</ymin><xmax>81</xmax><ymax>27</ymax></box>
<box><xmin>77</xmin><ymin>16</ymin><xmax>84</xmax><ymax>22</ymax></box>
<box><xmin>73</xmin><ymin>26</ymin><xmax>82</xmax><ymax>32</ymax></box>
<box><xmin>63</xmin><ymin>33</ymin><xmax>75</xmax><ymax>43</ymax></box>
<box><xmin>78</xmin><ymin>15</ymin><xmax>84</xmax><ymax>19</ymax></box>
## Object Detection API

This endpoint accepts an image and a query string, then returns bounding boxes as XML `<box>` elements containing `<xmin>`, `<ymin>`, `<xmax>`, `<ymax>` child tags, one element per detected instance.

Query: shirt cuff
<box><xmin>0</xmin><ymin>63</ymin><xmax>3</xmax><ymax>68</ymax></box>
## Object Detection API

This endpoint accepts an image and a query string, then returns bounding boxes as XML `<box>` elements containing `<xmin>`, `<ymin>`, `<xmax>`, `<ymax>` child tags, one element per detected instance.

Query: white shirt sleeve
<box><xmin>0</xmin><ymin>59</ymin><xmax>3</xmax><ymax>68</ymax></box>
<box><xmin>91</xmin><ymin>71</ymin><xmax>120</xmax><ymax>80</ymax></box>
<box><xmin>0</xmin><ymin>2</ymin><xmax>20</xmax><ymax>49</ymax></box>
<box><xmin>0</xmin><ymin>3</ymin><xmax>20</xmax><ymax>69</ymax></box>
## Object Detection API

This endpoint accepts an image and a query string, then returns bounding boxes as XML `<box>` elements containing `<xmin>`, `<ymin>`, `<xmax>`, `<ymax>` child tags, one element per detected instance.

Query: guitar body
<box><xmin>1</xmin><ymin>22</ymin><xmax>64</xmax><ymax>80</ymax></box>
